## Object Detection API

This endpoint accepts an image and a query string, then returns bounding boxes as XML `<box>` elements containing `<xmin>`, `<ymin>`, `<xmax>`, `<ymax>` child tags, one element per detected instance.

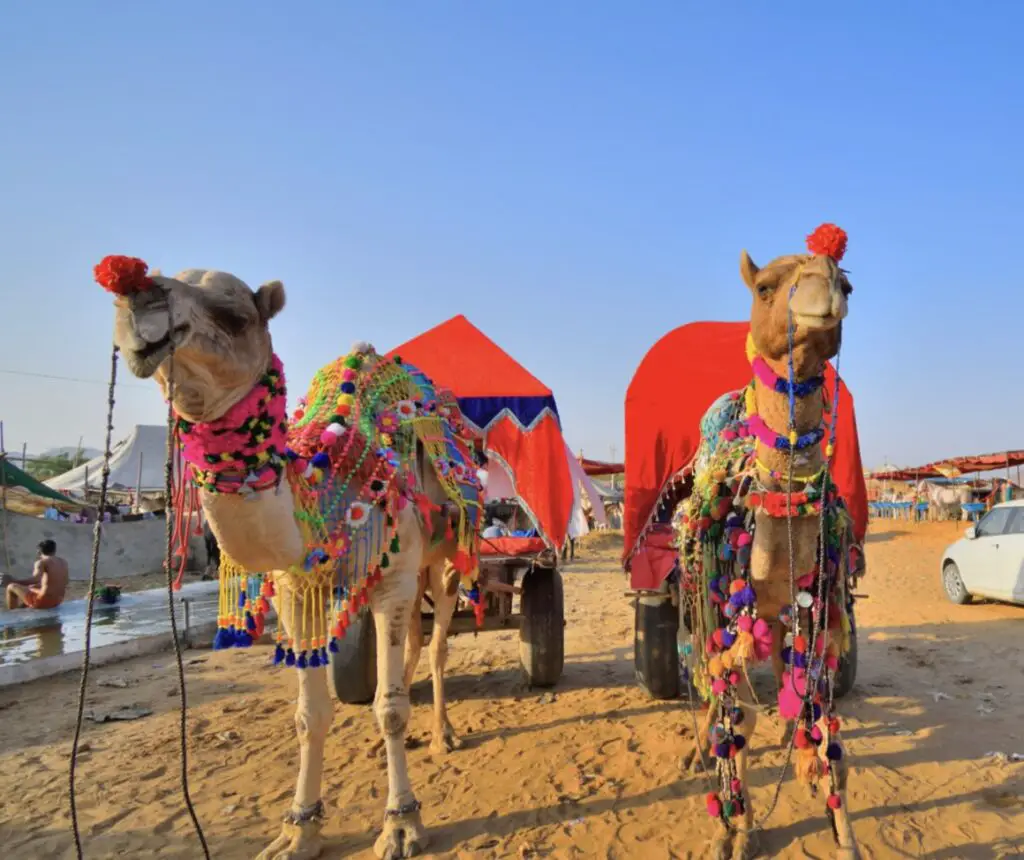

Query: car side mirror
<box><xmin>965</xmin><ymin>526</ymin><xmax>977</xmax><ymax>540</ymax></box>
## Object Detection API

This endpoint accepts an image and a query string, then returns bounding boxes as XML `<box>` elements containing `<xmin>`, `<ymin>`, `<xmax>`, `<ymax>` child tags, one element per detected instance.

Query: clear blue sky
<box><xmin>1</xmin><ymin>2</ymin><xmax>1021</xmax><ymax>470</ymax></box>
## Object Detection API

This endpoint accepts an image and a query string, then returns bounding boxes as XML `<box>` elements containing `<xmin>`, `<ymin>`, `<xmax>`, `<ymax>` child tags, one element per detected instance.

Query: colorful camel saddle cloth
<box><xmin>197</xmin><ymin>345</ymin><xmax>484</xmax><ymax>669</ymax></box>
<box><xmin>675</xmin><ymin>385</ymin><xmax>854</xmax><ymax>705</ymax></box>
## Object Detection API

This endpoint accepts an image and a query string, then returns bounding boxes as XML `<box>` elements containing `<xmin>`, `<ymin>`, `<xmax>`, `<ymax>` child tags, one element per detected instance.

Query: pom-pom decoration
<box><xmin>94</xmin><ymin>255</ymin><xmax>154</xmax><ymax>296</ymax></box>
<box><xmin>806</xmin><ymin>223</ymin><xmax>848</xmax><ymax>262</ymax></box>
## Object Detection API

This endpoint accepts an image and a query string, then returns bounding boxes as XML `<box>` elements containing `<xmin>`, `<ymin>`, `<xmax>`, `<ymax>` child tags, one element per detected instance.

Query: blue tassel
<box><xmin>297</xmin><ymin>651</ymin><xmax>308</xmax><ymax>669</ymax></box>
<box><xmin>813</xmin><ymin>703</ymin><xmax>823</xmax><ymax>722</ymax></box>
<box><xmin>328</xmin><ymin>638</ymin><xmax>340</xmax><ymax>654</ymax></box>
<box><xmin>274</xmin><ymin>644</ymin><xmax>286</xmax><ymax>665</ymax></box>
<box><xmin>285</xmin><ymin>648</ymin><xmax>296</xmax><ymax>667</ymax></box>
<box><xmin>340</xmin><ymin>381</ymin><xmax>356</xmax><ymax>394</ymax></box>
<box><xmin>245</xmin><ymin>612</ymin><xmax>257</xmax><ymax>632</ymax></box>
<box><xmin>235</xmin><ymin>630</ymin><xmax>253</xmax><ymax>648</ymax></box>
<box><xmin>312</xmin><ymin>452</ymin><xmax>331</xmax><ymax>468</ymax></box>
<box><xmin>213</xmin><ymin>627</ymin><xmax>233</xmax><ymax>650</ymax></box>
<box><xmin>237</xmin><ymin>591</ymin><xmax>247</xmax><ymax>609</ymax></box>
<box><xmin>321</xmin><ymin>646</ymin><xmax>329</xmax><ymax>664</ymax></box>
<box><xmin>826</xmin><ymin>743</ymin><xmax>843</xmax><ymax>761</ymax></box>
<box><xmin>309</xmin><ymin>651</ymin><xmax>322</xmax><ymax>668</ymax></box>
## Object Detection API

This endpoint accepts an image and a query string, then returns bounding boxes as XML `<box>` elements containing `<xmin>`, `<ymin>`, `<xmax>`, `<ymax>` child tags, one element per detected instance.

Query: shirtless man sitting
<box><xmin>3</xmin><ymin>540</ymin><xmax>69</xmax><ymax>610</ymax></box>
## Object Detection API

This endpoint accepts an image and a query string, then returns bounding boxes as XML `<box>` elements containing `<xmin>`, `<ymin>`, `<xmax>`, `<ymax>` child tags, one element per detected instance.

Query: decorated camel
<box><xmin>676</xmin><ymin>224</ymin><xmax>860</xmax><ymax>859</ymax></box>
<box><xmin>96</xmin><ymin>255</ymin><xmax>483</xmax><ymax>859</ymax></box>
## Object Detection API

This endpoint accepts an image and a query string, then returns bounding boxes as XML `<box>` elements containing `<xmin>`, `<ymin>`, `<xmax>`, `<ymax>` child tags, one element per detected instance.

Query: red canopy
<box><xmin>580</xmin><ymin>457</ymin><xmax>624</xmax><ymax>477</ymax></box>
<box><xmin>387</xmin><ymin>316</ymin><xmax>574</xmax><ymax>548</ymax></box>
<box><xmin>871</xmin><ymin>450</ymin><xmax>1024</xmax><ymax>481</ymax></box>
<box><xmin>624</xmin><ymin>321</ymin><xmax>868</xmax><ymax>580</ymax></box>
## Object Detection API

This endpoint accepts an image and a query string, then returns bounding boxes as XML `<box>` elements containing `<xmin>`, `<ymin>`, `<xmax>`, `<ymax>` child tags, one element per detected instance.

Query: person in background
<box><xmin>3</xmin><ymin>540</ymin><xmax>69</xmax><ymax>610</ymax></box>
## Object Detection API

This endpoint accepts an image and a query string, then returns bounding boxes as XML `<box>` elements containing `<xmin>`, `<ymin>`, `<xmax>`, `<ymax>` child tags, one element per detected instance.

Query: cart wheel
<box><xmin>634</xmin><ymin>591</ymin><xmax>680</xmax><ymax>700</ymax></box>
<box><xmin>833</xmin><ymin>607</ymin><xmax>858</xmax><ymax>699</ymax></box>
<box><xmin>519</xmin><ymin>566</ymin><xmax>564</xmax><ymax>687</ymax></box>
<box><xmin>328</xmin><ymin>607</ymin><xmax>377</xmax><ymax>705</ymax></box>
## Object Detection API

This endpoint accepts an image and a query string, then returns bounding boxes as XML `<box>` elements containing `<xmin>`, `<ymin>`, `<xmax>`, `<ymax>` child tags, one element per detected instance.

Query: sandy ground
<box><xmin>1</xmin><ymin>521</ymin><xmax>1022</xmax><ymax>859</ymax></box>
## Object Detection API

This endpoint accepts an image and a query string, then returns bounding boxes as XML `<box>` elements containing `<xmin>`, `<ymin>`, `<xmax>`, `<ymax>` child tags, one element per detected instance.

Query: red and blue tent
<box><xmin>387</xmin><ymin>315</ymin><xmax>574</xmax><ymax>549</ymax></box>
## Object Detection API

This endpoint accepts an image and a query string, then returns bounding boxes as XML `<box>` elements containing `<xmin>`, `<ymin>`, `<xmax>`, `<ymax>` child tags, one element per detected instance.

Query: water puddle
<box><xmin>0</xmin><ymin>581</ymin><xmax>219</xmax><ymax>664</ymax></box>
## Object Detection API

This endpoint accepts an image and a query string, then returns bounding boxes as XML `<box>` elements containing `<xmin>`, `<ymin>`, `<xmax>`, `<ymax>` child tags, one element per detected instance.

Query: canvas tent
<box><xmin>45</xmin><ymin>425</ymin><xmax>176</xmax><ymax>497</ymax></box>
<box><xmin>387</xmin><ymin>315</ymin><xmax>579</xmax><ymax>548</ymax></box>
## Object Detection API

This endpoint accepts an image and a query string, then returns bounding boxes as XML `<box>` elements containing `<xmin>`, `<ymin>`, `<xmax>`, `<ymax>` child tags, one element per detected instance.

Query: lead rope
<box><xmin>163</xmin><ymin>323</ymin><xmax>212</xmax><ymax>858</ymax></box>
<box><xmin>683</xmin><ymin>288</ymin><xmax>835</xmax><ymax>837</ymax></box>
<box><xmin>68</xmin><ymin>312</ymin><xmax>209</xmax><ymax>858</ymax></box>
<box><xmin>69</xmin><ymin>344</ymin><xmax>120</xmax><ymax>858</ymax></box>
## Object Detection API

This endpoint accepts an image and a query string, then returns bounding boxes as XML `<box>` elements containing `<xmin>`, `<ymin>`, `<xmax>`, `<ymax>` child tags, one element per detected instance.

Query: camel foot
<box><xmin>706</xmin><ymin>829</ymin><xmax>732</xmax><ymax>860</ymax></box>
<box><xmin>256</xmin><ymin>818</ymin><xmax>324</xmax><ymax>860</ymax></box>
<box><xmin>374</xmin><ymin>807</ymin><xmax>429</xmax><ymax>859</ymax></box>
<box><xmin>732</xmin><ymin>830</ymin><xmax>758</xmax><ymax>860</ymax></box>
<box><xmin>430</xmin><ymin>724</ymin><xmax>464</xmax><ymax>756</ymax></box>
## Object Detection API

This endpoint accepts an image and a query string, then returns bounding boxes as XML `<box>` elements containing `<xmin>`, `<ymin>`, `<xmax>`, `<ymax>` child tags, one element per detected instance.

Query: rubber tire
<box><xmin>942</xmin><ymin>561</ymin><xmax>971</xmax><ymax>605</ymax></box>
<box><xmin>519</xmin><ymin>567</ymin><xmax>565</xmax><ymax>687</ymax></box>
<box><xmin>634</xmin><ymin>593</ymin><xmax>680</xmax><ymax>700</ymax></box>
<box><xmin>328</xmin><ymin>607</ymin><xmax>377</xmax><ymax>705</ymax></box>
<box><xmin>833</xmin><ymin>606</ymin><xmax>858</xmax><ymax>700</ymax></box>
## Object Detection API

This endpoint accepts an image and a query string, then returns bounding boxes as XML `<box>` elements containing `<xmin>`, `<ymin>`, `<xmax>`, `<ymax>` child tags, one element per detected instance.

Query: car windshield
<box><xmin>1004</xmin><ymin>508</ymin><xmax>1024</xmax><ymax>535</ymax></box>
<box><xmin>976</xmin><ymin>506</ymin><xmax>1013</xmax><ymax>537</ymax></box>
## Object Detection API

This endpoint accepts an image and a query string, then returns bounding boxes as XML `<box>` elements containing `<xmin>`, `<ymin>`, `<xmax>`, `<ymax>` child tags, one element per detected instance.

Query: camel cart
<box><xmin>330</xmin><ymin>315</ymin><xmax>578</xmax><ymax>703</ymax></box>
<box><xmin>329</xmin><ymin>499</ymin><xmax>565</xmax><ymax>704</ymax></box>
<box><xmin>622</xmin><ymin>321</ymin><xmax>869</xmax><ymax>701</ymax></box>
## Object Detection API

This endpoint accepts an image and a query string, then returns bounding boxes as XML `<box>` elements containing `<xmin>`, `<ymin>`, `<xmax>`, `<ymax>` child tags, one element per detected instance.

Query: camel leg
<box><xmin>403</xmin><ymin>571</ymin><xmax>426</xmax><ymax>690</ymax></box>
<box><xmin>257</xmin><ymin>576</ymin><xmax>332</xmax><ymax>860</ymax></box>
<box><xmin>729</xmin><ymin>681</ymin><xmax>758</xmax><ymax>860</ymax></box>
<box><xmin>371</xmin><ymin>551</ymin><xmax>429</xmax><ymax>860</ymax></box>
<box><xmin>682</xmin><ymin>698</ymin><xmax>714</xmax><ymax>775</ymax></box>
<box><xmin>426</xmin><ymin>563</ymin><xmax>462</xmax><ymax>755</ymax></box>
<box><xmin>822</xmin><ymin>728</ymin><xmax>859</xmax><ymax>860</ymax></box>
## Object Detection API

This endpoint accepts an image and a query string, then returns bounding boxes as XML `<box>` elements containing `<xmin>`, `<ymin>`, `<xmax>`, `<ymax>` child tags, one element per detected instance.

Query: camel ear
<box><xmin>740</xmin><ymin>251</ymin><xmax>759</xmax><ymax>292</ymax></box>
<box><xmin>255</xmin><ymin>280</ymin><xmax>286</xmax><ymax>322</ymax></box>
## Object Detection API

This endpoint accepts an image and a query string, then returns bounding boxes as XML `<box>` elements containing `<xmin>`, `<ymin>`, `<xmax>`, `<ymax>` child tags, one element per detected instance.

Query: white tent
<box><xmin>45</xmin><ymin>425</ymin><xmax>176</xmax><ymax>496</ymax></box>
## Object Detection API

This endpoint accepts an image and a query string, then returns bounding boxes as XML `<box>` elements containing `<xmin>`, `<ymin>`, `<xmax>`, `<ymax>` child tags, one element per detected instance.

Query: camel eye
<box><xmin>757</xmin><ymin>283</ymin><xmax>773</xmax><ymax>299</ymax></box>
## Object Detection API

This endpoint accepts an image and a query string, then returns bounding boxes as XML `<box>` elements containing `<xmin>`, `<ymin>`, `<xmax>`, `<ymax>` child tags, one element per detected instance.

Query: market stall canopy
<box><xmin>387</xmin><ymin>315</ymin><xmax>574</xmax><ymax>548</ymax></box>
<box><xmin>869</xmin><ymin>450</ymin><xmax>1024</xmax><ymax>482</ymax></box>
<box><xmin>624</xmin><ymin>321</ymin><xmax>868</xmax><ymax>565</ymax></box>
<box><xmin>45</xmin><ymin>425</ymin><xmax>177</xmax><ymax>496</ymax></box>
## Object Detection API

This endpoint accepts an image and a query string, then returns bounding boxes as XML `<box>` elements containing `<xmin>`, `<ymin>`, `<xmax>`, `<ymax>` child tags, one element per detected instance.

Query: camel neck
<box><xmin>750</xmin><ymin>356</ymin><xmax>826</xmax><ymax>488</ymax></box>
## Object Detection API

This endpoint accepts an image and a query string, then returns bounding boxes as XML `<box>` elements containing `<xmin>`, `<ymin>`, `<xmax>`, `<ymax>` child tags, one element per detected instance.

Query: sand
<box><xmin>1</xmin><ymin>520</ymin><xmax>1022</xmax><ymax>859</ymax></box>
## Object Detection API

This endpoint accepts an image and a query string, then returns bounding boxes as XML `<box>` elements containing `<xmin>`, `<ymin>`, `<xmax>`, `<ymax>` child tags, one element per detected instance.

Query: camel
<box><xmin>97</xmin><ymin>255</ymin><xmax>481</xmax><ymax>859</ymax></box>
<box><xmin>677</xmin><ymin>224</ymin><xmax>859</xmax><ymax>860</ymax></box>
<box><xmin>917</xmin><ymin>479</ymin><xmax>972</xmax><ymax>521</ymax></box>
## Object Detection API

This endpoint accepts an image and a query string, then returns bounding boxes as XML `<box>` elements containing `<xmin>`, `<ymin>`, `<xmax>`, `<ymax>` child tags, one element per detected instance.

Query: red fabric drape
<box><xmin>624</xmin><ymin>321</ymin><xmax>868</xmax><ymax>588</ymax></box>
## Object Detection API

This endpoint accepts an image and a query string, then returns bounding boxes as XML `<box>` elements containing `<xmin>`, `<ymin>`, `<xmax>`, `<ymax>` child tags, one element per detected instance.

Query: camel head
<box><xmin>740</xmin><ymin>224</ymin><xmax>852</xmax><ymax>376</ymax></box>
<box><xmin>98</xmin><ymin>256</ymin><xmax>286</xmax><ymax>423</ymax></box>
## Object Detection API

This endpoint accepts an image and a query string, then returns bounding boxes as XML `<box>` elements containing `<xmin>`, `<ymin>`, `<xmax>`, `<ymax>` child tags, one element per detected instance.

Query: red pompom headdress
<box><xmin>94</xmin><ymin>255</ymin><xmax>154</xmax><ymax>296</ymax></box>
<box><xmin>805</xmin><ymin>223</ymin><xmax>847</xmax><ymax>262</ymax></box>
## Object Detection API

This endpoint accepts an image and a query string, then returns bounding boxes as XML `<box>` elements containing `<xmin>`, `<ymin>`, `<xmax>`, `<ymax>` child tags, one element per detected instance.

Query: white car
<box><xmin>941</xmin><ymin>499</ymin><xmax>1024</xmax><ymax>605</ymax></box>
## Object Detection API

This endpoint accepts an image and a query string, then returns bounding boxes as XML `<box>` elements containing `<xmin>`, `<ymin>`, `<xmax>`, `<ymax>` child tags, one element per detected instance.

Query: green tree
<box><xmin>24</xmin><ymin>453</ymin><xmax>75</xmax><ymax>481</ymax></box>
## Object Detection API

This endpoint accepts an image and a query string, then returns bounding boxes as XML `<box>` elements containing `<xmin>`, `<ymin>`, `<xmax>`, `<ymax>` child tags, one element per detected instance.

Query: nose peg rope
<box><xmin>68</xmin><ymin>307</ymin><xmax>210</xmax><ymax>858</ymax></box>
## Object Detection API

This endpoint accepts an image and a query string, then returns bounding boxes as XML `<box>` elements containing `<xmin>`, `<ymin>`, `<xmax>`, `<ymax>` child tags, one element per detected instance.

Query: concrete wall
<box><xmin>1</xmin><ymin>510</ymin><xmax>205</xmax><ymax>580</ymax></box>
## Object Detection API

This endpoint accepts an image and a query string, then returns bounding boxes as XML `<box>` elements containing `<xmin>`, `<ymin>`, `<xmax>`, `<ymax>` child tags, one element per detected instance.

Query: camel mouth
<box><xmin>125</xmin><ymin>325</ymin><xmax>188</xmax><ymax>378</ymax></box>
<box><xmin>792</xmin><ymin>312</ymin><xmax>842</xmax><ymax>331</ymax></box>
